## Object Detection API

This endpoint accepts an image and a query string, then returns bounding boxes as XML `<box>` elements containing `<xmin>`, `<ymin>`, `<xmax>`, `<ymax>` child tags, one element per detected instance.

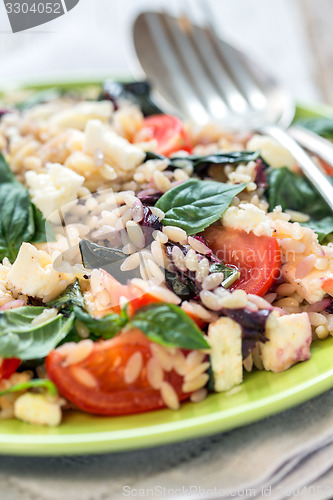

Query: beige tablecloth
<box><xmin>1</xmin><ymin>388</ymin><xmax>333</xmax><ymax>500</ymax></box>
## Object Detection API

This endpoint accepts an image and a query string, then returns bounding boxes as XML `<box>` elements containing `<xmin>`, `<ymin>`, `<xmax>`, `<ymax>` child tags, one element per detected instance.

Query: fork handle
<box><xmin>288</xmin><ymin>125</ymin><xmax>333</xmax><ymax>167</ymax></box>
<box><xmin>261</xmin><ymin>125</ymin><xmax>333</xmax><ymax>213</ymax></box>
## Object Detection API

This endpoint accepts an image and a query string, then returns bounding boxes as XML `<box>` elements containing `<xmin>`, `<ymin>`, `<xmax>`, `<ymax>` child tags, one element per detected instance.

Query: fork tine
<box><xmin>213</xmin><ymin>37</ymin><xmax>268</xmax><ymax>111</ymax></box>
<box><xmin>160</xmin><ymin>12</ymin><xmax>231</xmax><ymax>122</ymax></box>
<box><xmin>134</xmin><ymin>12</ymin><xmax>210</xmax><ymax>123</ymax></box>
<box><xmin>187</xmin><ymin>22</ymin><xmax>249</xmax><ymax>114</ymax></box>
<box><xmin>195</xmin><ymin>1</ymin><xmax>268</xmax><ymax>112</ymax></box>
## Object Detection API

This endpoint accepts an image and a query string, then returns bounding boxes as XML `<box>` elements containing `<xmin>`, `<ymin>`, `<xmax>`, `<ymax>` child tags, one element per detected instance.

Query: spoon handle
<box><xmin>261</xmin><ymin>124</ymin><xmax>333</xmax><ymax>213</ymax></box>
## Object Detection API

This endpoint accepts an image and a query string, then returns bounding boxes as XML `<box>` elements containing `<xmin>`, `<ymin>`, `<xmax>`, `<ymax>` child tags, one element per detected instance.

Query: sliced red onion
<box><xmin>307</xmin><ymin>298</ymin><xmax>332</xmax><ymax>312</ymax></box>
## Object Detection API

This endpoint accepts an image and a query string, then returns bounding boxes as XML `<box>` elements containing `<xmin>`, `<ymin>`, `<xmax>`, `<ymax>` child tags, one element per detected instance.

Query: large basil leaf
<box><xmin>145</xmin><ymin>151</ymin><xmax>260</xmax><ymax>178</ymax></box>
<box><xmin>267</xmin><ymin>168</ymin><xmax>331</xmax><ymax>218</ymax></box>
<box><xmin>267</xmin><ymin>168</ymin><xmax>333</xmax><ymax>243</ymax></box>
<box><xmin>30</xmin><ymin>203</ymin><xmax>55</xmax><ymax>243</ymax></box>
<box><xmin>79</xmin><ymin>239</ymin><xmax>141</xmax><ymax>284</ymax></box>
<box><xmin>0</xmin><ymin>153</ymin><xmax>50</xmax><ymax>260</ymax></box>
<box><xmin>73</xmin><ymin>306</ymin><xmax>128</xmax><ymax>339</ymax></box>
<box><xmin>155</xmin><ymin>179</ymin><xmax>246</xmax><ymax>235</ymax></box>
<box><xmin>131</xmin><ymin>303</ymin><xmax>209</xmax><ymax>349</ymax></box>
<box><xmin>0</xmin><ymin>183</ymin><xmax>35</xmax><ymax>261</ymax></box>
<box><xmin>0</xmin><ymin>153</ymin><xmax>16</xmax><ymax>183</ymax></box>
<box><xmin>0</xmin><ymin>307</ymin><xmax>74</xmax><ymax>360</ymax></box>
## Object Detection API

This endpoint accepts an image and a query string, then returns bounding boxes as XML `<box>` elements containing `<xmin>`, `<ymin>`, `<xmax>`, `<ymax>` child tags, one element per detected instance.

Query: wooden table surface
<box><xmin>0</xmin><ymin>0</ymin><xmax>332</xmax><ymax>106</ymax></box>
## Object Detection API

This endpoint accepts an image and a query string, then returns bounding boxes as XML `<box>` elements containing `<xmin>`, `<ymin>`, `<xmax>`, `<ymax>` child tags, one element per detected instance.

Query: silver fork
<box><xmin>132</xmin><ymin>10</ymin><xmax>333</xmax><ymax>211</ymax></box>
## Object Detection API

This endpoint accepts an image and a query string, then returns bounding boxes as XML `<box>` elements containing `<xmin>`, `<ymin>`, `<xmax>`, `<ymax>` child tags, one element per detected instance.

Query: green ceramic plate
<box><xmin>1</xmin><ymin>80</ymin><xmax>333</xmax><ymax>456</ymax></box>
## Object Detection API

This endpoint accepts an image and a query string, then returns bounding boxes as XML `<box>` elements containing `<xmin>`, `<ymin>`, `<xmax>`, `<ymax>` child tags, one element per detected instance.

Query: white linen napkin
<box><xmin>1</xmin><ymin>388</ymin><xmax>333</xmax><ymax>500</ymax></box>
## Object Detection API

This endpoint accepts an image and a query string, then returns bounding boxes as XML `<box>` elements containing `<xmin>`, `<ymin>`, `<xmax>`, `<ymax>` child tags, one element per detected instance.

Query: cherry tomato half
<box><xmin>46</xmin><ymin>329</ymin><xmax>189</xmax><ymax>415</ymax></box>
<box><xmin>133</xmin><ymin>115</ymin><xmax>192</xmax><ymax>156</ymax></box>
<box><xmin>0</xmin><ymin>358</ymin><xmax>20</xmax><ymax>380</ymax></box>
<box><xmin>204</xmin><ymin>226</ymin><xmax>281</xmax><ymax>296</ymax></box>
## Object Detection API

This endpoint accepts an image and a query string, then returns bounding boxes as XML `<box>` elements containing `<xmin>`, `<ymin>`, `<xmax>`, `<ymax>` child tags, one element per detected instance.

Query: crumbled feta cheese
<box><xmin>83</xmin><ymin>119</ymin><xmax>145</xmax><ymax>172</ymax></box>
<box><xmin>282</xmin><ymin>264</ymin><xmax>333</xmax><ymax>304</ymax></box>
<box><xmin>14</xmin><ymin>393</ymin><xmax>62</xmax><ymax>427</ymax></box>
<box><xmin>260</xmin><ymin>312</ymin><xmax>312</xmax><ymax>372</ymax></box>
<box><xmin>25</xmin><ymin>163</ymin><xmax>84</xmax><ymax>217</ymax></box>
<box><xmin>272</xmin><ymin>219</ymin><xmax>333</xmax><ymax>303</ymax></box>
<box><xmin>49</xmin><ymin>101</ymin><xmax>113</xmax><ymax>131</ymax></box>
<box><xmin>222</xmin><ymin>203</ymin><xmax>272</xmax><ymax>236</ymax></box>
<box><xmin>208</xmin><ymin>317</ymin><xmax>243</xmax><ymax>392</ymax></box>
<box><xmin>6</xmin><ymin>243</ymin><xmax>74</xmax><ymax>302</ymax></box>
<box><xmin>247</xmin><ymin>134</ymin><xmax>295</xmax><ymax>169</ymax></box>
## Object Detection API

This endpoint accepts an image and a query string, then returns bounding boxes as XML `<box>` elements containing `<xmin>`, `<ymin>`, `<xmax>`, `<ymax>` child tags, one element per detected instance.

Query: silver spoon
<box><xmin>132</xmin><ymin>11</ymin><xmax>333</xmax><ymax>211</ymax></box>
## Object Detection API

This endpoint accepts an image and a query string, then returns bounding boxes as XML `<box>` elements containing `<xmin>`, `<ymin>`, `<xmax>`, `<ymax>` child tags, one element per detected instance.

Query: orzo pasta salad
<box><xmin>0</xmin><ymin>81</ymin><xmax>333</xmax><ymax>427</ymax></box>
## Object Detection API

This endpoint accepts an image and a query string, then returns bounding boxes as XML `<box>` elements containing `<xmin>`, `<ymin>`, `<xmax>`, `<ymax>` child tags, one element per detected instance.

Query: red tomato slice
<box><xmin>133</xmin><ymin>115</ymin><xmax>192</xmax><ymax>156</ymax></box>
<box><xmin>204</xmin><ymin>227</ymin><xmax>281</xmax><ymax>296</ymax></box>
<box><xmin>46</xmin><ymin>329</ymin><xmax>190</xmax><ymax>416</ymax></box>
<box><xmin>126</xmin><ymin>285</ymin><xmax>161</xmax><ymax>315</ymax></box>
<box><xmin>0</xmin><ymin>358</ymin><xmax>20</xmax><ymax>380</ymax></box>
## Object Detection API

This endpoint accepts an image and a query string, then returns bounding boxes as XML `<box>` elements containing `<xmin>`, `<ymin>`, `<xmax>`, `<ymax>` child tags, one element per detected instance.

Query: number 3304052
<box><xmin>5</xmin><ymin>2</ymin><xmax>62</xmax><ymax>14</ymax></box>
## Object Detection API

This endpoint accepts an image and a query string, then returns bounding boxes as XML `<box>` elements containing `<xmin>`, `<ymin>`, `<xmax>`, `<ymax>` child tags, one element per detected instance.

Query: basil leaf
<box><xmin>47</xmin><ymin>280</ymin><xmax>86</xmax><ymax>315</ymax></box>
<box><xmin>0</xmin><ymin>183</ymin><xmax>36</xmax><ymax>262</ymax></box>
<box><xmin>209</xmin><ymin>263</ymin><xmax>240</xmax><ymax>288</ymax></box>
<box><xmin>267</xmin><ymin>168</ymin><xmax>333</xmax><ymax>242</ymax></box>
<box><xmin>0</xmin><ymin>379</ymin><xmax>57</xmax><ymax>397</ymax></box>
<box><xmin>0</xmin><ymin>307</ymin><xmax>74</xmax><ymax>360</ymax></box>
<box><xmin>145</xmin><ymin>151</ymin><xmax>260</xmax><ymax>178</ymax></box>
<box><xmin>155</xmin><ymin>179</ymin><xmax>246</xmax><ymax>235</ymax></box>
<box><xmin>267</xmin><ymin>168</ymin><xmax>331</xmax><ymax>219</ymax></box>
<box><xmin>0</xmin><ymin>152</ymin><xmax>16</xmax><ymax>183</ymax></box>
<box><xmin>164</xmin><ymin>269</ymin><xmax>197</xmax><ymax>301</ymax></box>
<box><xmin>79</xmin><ymin>239</ymin><xmax>141</xmax><ymax>284</ymax></box>
<box><xmin>131</xmin><ymin>303</ymin><xmax>209</xmax><ymax>349</ymax></box>
<box><xmin>0</xmin><ymin>153</ymin><xmax>49</xmax><ymax>260</ymax></box>
<box><xmin>301</xmin><ymin>217</ymin><xmax>333</xmax><ymax>244</ymax></box>
<box><xmin>73</xmin><ymin>306</ymin><xmax>128</xmax><ymax>339</ymax></box>
<box><xmin>100</xmin><ymin>80</ymin><xmax>163</xmax><ymax>116</ymax></box>
<box><xmin>30</xmin><ymin>203</ymin><xmax>55</xmax><ymax>243</ymax></box>
<box><xmin>295</xmin><ymin>118</ymin><xmax>333</xmax><ymax>141</ymax></box>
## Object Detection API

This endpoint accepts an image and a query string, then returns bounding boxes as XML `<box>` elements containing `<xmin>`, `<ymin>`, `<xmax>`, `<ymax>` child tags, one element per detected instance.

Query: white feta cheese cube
<box><xmin>247</xmin><ymin>134</ymin><xmax>295</xmax><ymax>169</ymax></box>
<box><xmin>222</xmin><ymin>203</ymin><xmax>272</xmax><ymax>236</ymax></box>
<box><xmin>14</xmin><ymin>393</ymin><xmax>62</xmax><ymax>427</ymax></box>
<box><xmin>83</xmin><ymin>119</ymin><xmax>145</xmax><ymax>172</ymax></box>
<box><xmin>208</xmin><ymin>317</ymin><xmax>243</xmax><ymax>392</ymax></box>
<box><xmin>6</xmin><ymin>242</ymin><xmax>74</xmax><ymax>302</ymax></box>
<box><xmin>260</xmin><ymin>312</ymin><xmax>312</xmax><ymax>373</ymax></box>
<box><xmin>25</xmin><ymin>163</ymin><xmax>84</xmax><ymax>217</ymax></box>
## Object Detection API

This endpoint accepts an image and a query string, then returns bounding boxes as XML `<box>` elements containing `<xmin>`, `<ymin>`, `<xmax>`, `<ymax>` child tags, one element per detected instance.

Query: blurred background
<box><xmin>0</xmin><ymin>0</ymin><xmax>332</xmax><ymax>105</ymax></box>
